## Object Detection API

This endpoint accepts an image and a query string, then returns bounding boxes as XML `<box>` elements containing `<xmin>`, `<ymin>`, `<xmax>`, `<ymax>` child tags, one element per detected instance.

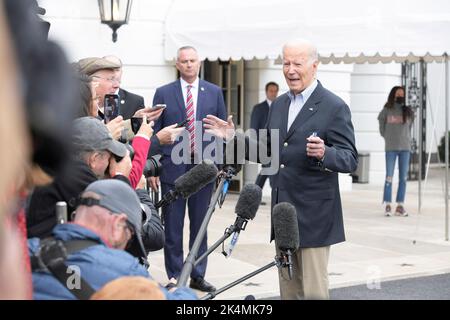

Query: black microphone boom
<box><xmin>155</xmin><ymin>160</ymin><xmax>218</xmax><ymax>209</ymax></box>
<box><xmin>223</xmin><ymin>184</ymin><xmax>262</xmax><ymax>257</ymax></box>
<box><xmin>201</xmin><ymin>202</ymin><xmax>299</xmax><ymax>300</ymax></box>
<box><xmin>273</xmin><ymin>202</ymin><xmax>299</xmax><ymax>280</ymax></box>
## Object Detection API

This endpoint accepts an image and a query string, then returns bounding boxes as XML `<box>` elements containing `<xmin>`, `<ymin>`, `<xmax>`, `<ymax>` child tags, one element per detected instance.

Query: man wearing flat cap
<box><xmin>77</xmin><ymin>57</ymin><xmax>121</xmax><ymax>120</ymax></box>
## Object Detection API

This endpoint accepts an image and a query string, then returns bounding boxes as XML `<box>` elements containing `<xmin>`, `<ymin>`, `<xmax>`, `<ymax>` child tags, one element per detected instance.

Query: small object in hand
<box><xmin>176</xmin><ymin>119</ymin><xmax>189</xmax><ymax>128</ymax></box>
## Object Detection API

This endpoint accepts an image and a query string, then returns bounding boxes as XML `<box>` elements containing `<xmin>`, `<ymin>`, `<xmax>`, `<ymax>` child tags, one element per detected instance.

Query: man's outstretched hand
<box><xmin>203</xmin><ymin>115</ymin><xmax>235</xmax><ymax>141</ymax></box>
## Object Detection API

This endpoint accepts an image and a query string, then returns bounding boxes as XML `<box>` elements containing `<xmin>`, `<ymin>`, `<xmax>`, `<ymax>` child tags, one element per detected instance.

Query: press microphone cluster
<box><xmin>273</xmin><ymin>202</ymin><xmax>299</xmax><ymax>280</ymax></box>
<box><xmin>155</xmin><ymin>159</ymin><xmax>218</xmax><ymax>209</ymax></box>
<box><xmin>201</xmin><ymin>201</ymin><xmax>299</xmax><ymax>300</ymax></box>
<box><xmin>224</xmin><ymin>184</ymin><xmax>262</xmax><ymax>257</ymax></box>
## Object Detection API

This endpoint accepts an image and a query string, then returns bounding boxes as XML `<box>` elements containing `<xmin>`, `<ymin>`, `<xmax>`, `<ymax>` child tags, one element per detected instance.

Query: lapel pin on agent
<box><xmin>121</xmin><ymin>99</ymin><xmax>125</xmax><ymax>104</ymax></box>
<box><xmin>201</xmin><ymin>87</ymin><xmax>205</xmax><ymax>91</ymax></box>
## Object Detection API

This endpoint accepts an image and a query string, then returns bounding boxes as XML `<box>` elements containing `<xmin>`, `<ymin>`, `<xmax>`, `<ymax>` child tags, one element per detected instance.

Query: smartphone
<box><xmin>152</xmin><ymin>104</ymin><xmax>167</xmax><ymax>111</ymax></box>
<box><xmin>176</xmin><ymin>119</ymin><xmax>189</xmax><ymax>128</ymax></box>
<box><xmin>104</xmin><ymin>94</ymin><xmax>120</xmax><ymax>123</ymax></box>
<box><xmin>131</xmin><ymin>117</ymin><xmax>143</xmax><ymax>134</ymax></box>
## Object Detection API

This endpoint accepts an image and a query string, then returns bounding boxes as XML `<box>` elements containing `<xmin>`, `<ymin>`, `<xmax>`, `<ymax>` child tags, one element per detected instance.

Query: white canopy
<box><xmin>164</xmin><ymin>0</ymin><xmax>450</xmax><ymax>63</ymax></box>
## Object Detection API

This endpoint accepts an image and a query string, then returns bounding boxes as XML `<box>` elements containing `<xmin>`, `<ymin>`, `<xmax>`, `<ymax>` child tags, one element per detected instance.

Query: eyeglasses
<box><xmin>92</xmin><ymin>75</ymin><xmax>120</xmax><ymax>84</ymax></box>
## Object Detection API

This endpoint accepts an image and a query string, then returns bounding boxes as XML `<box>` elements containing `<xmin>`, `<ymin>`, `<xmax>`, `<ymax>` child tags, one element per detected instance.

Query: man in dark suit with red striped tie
<box><xmin>149</xmin><ymin>46</ymin><xmax>227</xmax><ymax>292</ymax></box>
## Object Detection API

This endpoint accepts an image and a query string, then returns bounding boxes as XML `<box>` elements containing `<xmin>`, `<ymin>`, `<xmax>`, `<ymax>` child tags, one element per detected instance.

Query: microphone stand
<box><xmin>200</xmin><ymin>255</ymin><xmax>287</xmax><ymax>300</ymax></box>
<box><xmin>177</xmin><ymin>178</ymin><xmax>226</xmax><ymax>287</ymax></box>
<box><xmin>194</xmin><ymin>216</ymin><xmax>248</xmax><ymax>267</ymax></box>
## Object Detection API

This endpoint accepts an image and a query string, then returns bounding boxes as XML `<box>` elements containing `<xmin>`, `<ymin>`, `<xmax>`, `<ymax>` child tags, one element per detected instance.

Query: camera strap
<box><xmin>30</xmin><ymin>237</ymin><xmax>100</xmax><ymax>300</ymax></box>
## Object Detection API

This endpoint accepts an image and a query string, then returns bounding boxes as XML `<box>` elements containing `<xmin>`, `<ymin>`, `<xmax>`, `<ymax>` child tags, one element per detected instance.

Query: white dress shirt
<box><xmin>180</xmin><ymin>77</ymin><xmax>200</xmax><ymax>120</ymax></box>
<box><xmin>286</xmin><ymin>79</ymin><xmax>318</xmax><ymax>131</ymax></box>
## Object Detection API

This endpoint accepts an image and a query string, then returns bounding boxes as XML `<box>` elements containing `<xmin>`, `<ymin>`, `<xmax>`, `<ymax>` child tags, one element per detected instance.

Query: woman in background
<box><xmin>378</xmin><ymin>86</ymin><xmax>414</xmax><ymax>217</ymax></box>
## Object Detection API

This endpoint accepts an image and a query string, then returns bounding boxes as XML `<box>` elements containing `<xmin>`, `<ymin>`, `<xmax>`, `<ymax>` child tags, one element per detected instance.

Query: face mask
<box><xmin>395</xmin><ymin>97</ymin><xmax>405</xmax><ymax>104</ymax></box>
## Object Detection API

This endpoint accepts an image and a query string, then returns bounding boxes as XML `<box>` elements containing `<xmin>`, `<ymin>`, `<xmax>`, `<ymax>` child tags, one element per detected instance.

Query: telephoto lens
<box><xmin>144</xmin><ymin>154</ymin><xmax>163</xmax><ymax>178</ymax></box>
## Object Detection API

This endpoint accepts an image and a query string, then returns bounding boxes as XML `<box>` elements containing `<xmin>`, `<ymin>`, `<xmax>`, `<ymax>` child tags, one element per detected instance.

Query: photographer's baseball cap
<box><xmin>80</xmin><ymin>179</ymin><xmax>147</xmax><ymax>261</ymax></box>
<box><xmin>77</xmin><ymin>57</ymin><xmax>120</xmax><ymax>76</ymax></box>
<box><xmin>72</xmin><ymin>116</ymin><xmax>126</xmax><ymax>158</ymax></box>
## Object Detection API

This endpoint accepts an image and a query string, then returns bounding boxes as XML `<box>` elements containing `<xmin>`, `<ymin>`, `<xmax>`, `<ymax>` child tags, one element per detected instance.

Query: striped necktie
<box><xmin>186</xmin><ymin>85</ymin><xmax>195</xmax><ymax>153</ymax></box>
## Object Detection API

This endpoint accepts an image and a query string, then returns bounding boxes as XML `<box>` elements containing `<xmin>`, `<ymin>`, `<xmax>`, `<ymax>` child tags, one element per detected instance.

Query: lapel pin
<box><xmin>309</xmin><ymin>107</ymin><xmax>314</xmax><ymax>111</ymax></box>
<box><xmin>201</xmin><ymin>87</ymin><xmax>205</xmax><ymax>91</ymax></box>
<box><xmin>121</xmin><ymin>100</ymin><xmax>125</xmax><ymax>104</ymax></box>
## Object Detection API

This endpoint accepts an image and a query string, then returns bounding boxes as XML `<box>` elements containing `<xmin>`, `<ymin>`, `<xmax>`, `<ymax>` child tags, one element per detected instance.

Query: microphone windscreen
<box><xmin>273</xmin><ymin>202</ymin><xmax>299</xmax><ymax>251</ymax></box>
<box><xmin>235</xmin><ymin>184</ymin><xmax>262</xmax><ymax>220</ymax></box>
<box><xmin>174</xmin><ymin>159</ymin><xmax>218</xmax><ymax>198</ymax></box>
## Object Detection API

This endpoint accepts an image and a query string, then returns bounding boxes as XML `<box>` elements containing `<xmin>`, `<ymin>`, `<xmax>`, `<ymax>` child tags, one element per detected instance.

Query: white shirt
<box><xmin>266</xmin><ymin>99</ymin><xmax>273</xmax><ymax>107</ymax></box>
<box><xmin>180</xmin><ymin>77</ymin><xmax>199</xmax><ymax>120</ymax></box>
<box><xmin>286</xmin><ymin>79</ymin><xmax>318</xmax><ymax>131</ymax></box>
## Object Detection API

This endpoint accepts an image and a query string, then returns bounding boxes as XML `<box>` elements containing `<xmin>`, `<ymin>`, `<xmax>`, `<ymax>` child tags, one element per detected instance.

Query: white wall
<box><xmin>38</xmin><ymin>0</ymin><xmax>177</xmax><ymax>104</ymax></box>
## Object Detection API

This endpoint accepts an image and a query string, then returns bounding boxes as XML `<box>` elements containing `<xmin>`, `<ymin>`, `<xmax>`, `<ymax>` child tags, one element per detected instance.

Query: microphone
<box><xmin>272</xmin><ymin>202</ymin><xmax>299</xmax><ymax>280</ymax></box>
<box><xmin>155</xmin><ymin>159</ymin><xmax>218</xmax><ymax>209</ymax></box>
<box><xmin>223</xmin><ymin>184</ymin><xmax>262</xmax><ymax>257</ymax></box>
<box><xmin>56</xmin><ymin>201</ymin><xmax>68</xmax><ymax>224</ymax></box>
<box><xmin>217</xmin><ymin>138</ymin><xmax>243</xmax><ymax>207</ymax></box>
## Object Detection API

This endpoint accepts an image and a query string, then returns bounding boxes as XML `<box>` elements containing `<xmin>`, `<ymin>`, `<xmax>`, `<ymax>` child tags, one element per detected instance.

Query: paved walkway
<box><xmin>148</xmin><ymin>166</ymin><xmax>450</xmax><ymax>299</ymax></box>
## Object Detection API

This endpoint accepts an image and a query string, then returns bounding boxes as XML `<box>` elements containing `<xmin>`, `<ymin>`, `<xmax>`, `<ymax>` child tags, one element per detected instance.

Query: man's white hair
<box><xmin>282</xmin><ymin>39</ymin><xmax>319</xmax><ymax>63</ymax></box>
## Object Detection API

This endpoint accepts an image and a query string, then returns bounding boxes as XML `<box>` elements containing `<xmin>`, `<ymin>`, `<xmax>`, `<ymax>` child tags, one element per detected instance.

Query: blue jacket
<box><xmin>29</xmin><ymin>223</ymin><xmax>197</xmax><ymax>300</ymax></box>
<box><xmin>151</xmin><ymin>79</ymin><xmax>227</xmax><ymax>185</ymax></box>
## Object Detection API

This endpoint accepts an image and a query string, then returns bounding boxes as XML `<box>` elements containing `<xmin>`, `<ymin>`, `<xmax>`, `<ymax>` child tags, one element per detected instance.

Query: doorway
<box><xmin>202</xmin><ymin>59</ymin><xmax>245</xmax><ymax>192</ymax></box>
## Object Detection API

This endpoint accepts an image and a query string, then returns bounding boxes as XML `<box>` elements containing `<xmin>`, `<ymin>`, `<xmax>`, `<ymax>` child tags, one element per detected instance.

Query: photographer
<box><xmin>26</xmin><ymin>117</ymin><xmax>165</xmax><ymax>261</ymax></box>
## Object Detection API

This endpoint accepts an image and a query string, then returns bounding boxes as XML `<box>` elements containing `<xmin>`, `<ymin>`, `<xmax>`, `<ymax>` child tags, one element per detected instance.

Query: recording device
<box><xmin>55</xmin><ymin>201</ymin><xmax>68</xmax><ymax>224</ymax></box>
<box><xmin>104</xmin><ymin>94</ymin><xmax>120</xmax><ymax>123</ymax></box>
<box><xmin>273</xmin><ymin>202</ymin><xmax>299</xmax><ymax>280</ymax></box>
<box><xmin>112</xmin><ymin>143</ymin><xmax>134</xmax><ymax>163</ymax></box>
<box><xmin>155</xmin><ymin>159</ymin><xmax>218</xmax><ymax>209</ymax></box>
<box><xmin>216</xmin><ymin>139</ymin><xmax>243</xmax><ymax>207</ymax></box>
<box><xmin>194</xmin><ymin>183</ymin><xmax>261</xmax><ymax>267</ymax></box>
<box><xmin>130</xmin><ymin>117</ymin><xmax>144</xmax><ymax>135</ymax></box>
<box><xmin>176</xmin><ymin>119</ymin><xmax>189</xmax><ymax>128</ymax></box>
<box><xmin>144</xmin><ymin>154</ymin><xmax>163</xmax><ymax>178</ymax></box>
<box><xmin>130</xmin><ymin>104</ymin><xmax>167</xmax><ymax>134</ymax></box>
<box><xmin>200</xmin><ymin>201</ymin><xmax>299</xmax><ymax>300</ymax></box>
<box><xmin>223</xmin><ymin>184</ymin><xmax>262</xmax><ymax>257</ymax></box>
<box><xmin>150</xmin><ymin>104</ymin><xmax>166</xmax><ymax>112</ymax></box>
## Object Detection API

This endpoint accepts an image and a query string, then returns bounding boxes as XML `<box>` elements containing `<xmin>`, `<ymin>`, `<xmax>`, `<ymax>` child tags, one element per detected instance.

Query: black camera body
<box><xmin>113</xmin><ymin>143</ymin><xmax>135</xmax><ymax>163</ymax></box>
<box><xmin>144</xmin><ymin>154</ymin><xmax>163</xmax><ymax>178</ymax></box>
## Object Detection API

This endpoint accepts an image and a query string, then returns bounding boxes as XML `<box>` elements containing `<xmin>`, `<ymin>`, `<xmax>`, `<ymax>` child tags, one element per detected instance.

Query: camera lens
<box><xmin>144</xmin><ymin>154</ymin><xmax>162</xmax><ymax>178</ymax></box>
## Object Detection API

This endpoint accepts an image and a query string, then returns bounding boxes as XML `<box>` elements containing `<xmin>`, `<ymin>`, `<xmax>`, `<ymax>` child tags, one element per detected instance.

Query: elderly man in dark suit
<box><xmin>250</xmin><ymin>81</ymin><xmax>279</xmax><ymax>192</ymax></box>
<box><xmin>103</xmin><ymin>55</ymin><xmax>145</xmax><ymax>120</ymax></box>
<box><xmin>148</xmin><ymin>46</ymin><xmax>227</xmax><ymax>293</ymax></box>
<box><xmin>203</xmin><ymin>39</ymin><xmax>358</xmax><ymax>300</ymax></box>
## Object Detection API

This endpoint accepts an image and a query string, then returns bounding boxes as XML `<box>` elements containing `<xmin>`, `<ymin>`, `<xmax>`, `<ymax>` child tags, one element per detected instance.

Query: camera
<box><xmin>144</xmin><ymin>154</ymin><xmax>163</xmax><ymax>178</ymax></box>
<box><xmin>104</xmin><ymin>94</ymin><xmax>120</xmax><ymax>123</ymax></box>
<box><xmin>113</xmin><ymin>143</ymin><xmax>135</xmax><ymax>163</ymax></box>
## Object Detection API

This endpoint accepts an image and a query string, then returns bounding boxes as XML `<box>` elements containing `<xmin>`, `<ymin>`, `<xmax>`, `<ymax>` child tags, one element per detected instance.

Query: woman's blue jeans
<box><xmin>383</xmin><ymin>151</ymin><xmax>410</xmax><ymax>203</ymax></box>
